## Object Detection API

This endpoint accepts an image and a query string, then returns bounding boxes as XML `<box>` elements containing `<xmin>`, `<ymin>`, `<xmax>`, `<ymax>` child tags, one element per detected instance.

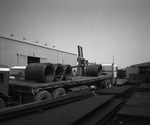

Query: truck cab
<box><xmin>0</xmin><ymin>64</ymin><xmax>10</xmax><ymax>108</ymax></box>
<box><xmin>102</xmin><ymin>64</ymin><xmax>118</xmax><ymax>85</ymax></box>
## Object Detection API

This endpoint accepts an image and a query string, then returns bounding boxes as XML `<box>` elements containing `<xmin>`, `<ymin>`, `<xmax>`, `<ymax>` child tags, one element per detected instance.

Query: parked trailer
<box><xmin>9</xmin><ymin>75</ymin><xmax>112</xmax><ymax>105</ymax></box>
<box><xmin>0</xmin><ymin>63</ymin><xmax>113</xmax><ymax>108</ymax></box>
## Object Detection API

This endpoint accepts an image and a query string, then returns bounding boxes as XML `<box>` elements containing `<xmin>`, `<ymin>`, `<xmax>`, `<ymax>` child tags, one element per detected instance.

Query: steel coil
<box><xmin>25</xmin><ymin>63</ymin><xmax>55</xmax><ymax>83</ymax></box>
<box><xmin>53</xmin><ymin>63</ymin><xmax>63</xmax><ymax>81</ymax></box>
<box><xmin>62</xmin><ymin>65</ymin><xmax>72</xmax><ymax>80</ymax></box>
<box><xmin>85</xmin><ymin>64</ymin><xmax>102</xmax><ymax>77</ymax></box>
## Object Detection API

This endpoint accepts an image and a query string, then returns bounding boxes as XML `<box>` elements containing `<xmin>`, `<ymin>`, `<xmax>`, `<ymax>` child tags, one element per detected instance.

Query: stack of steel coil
<box><xmin>62</xmin><ymin>65</ymin><xmax>72</xmax><ymax>80</ymax></box>
<box><xmin>25</xmin><ymin>63</ymin><xmax>55</xmax><ymax>83</ymax></box>
<box><xmin>85</xmin><ymin>64</ymin><xmax>102</xmax><ymax>77</ymax></box>
<box><xmin>25</xmin><ymin>63</ymin><xmax>72</xmax><ymax>83</ymax></box>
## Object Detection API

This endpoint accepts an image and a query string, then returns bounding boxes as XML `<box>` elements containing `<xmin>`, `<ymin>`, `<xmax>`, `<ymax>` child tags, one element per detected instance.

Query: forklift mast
<box><xmin>77</xmin><ymin>45</ymin><xmax>88</xmax><ymax>76</ymax></box>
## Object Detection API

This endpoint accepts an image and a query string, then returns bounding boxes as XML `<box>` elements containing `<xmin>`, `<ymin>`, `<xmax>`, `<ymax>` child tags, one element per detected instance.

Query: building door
<box><xmin>27</xmin><ymin>56</ymin><xmax>40</xmax><ymax>64</ymax></box>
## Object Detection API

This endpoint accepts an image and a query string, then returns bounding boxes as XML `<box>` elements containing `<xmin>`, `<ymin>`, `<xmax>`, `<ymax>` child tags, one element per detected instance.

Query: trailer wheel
<box><xmin>104</xmin><ymin>81</ymin><xmax>111</xmax><ymax>88</ymax></box>
<box><xmin>0</xmin><ymin>98</ymin><xmax>6</xmax><ymax>109</ymax></box>
<box><xmin>52</xmin><ymin>88</ymin><xmax>66</xmax><ymax>98</ymax></box>
<box><xmin>34</xmin><ymin>90</ymin><xmax>51</xmax><ymax>101</ymax></box>
<box><xmin>107</xmin><ymin>80</ymin><xmax>112</xmax><ymax>88</ymax></box>
<box><xmin>103</xmin><ymin>80</ymin><xmax>112</xmax><ymax>88</ymax></box>
<box><xmin>101</xmin><ymin>81</ymin><xmax>106</xmax><ymax>89</ymax></box>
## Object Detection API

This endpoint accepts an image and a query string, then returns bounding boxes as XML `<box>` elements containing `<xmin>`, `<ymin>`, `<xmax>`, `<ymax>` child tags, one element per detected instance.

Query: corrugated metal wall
<box><xmin>0</xmin><ymin>36</ymin><xmax>77</xmax><ymax>67</ymax></box>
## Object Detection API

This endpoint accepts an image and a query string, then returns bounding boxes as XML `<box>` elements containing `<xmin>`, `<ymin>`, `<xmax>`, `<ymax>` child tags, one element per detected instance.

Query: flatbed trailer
<box><xmin>9</xmin><ymin>75</ymin><xmax>113</xmax><ymax>105</ymax></box>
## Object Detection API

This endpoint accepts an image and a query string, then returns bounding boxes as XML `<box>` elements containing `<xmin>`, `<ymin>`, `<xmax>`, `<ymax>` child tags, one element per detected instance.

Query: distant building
<box><xmin>0</xmin><ymin>36</ymin><xmax>77</xmax><ymax>67</ymax></box>
<box><xmin>126</xmin><ymin>62</ymin><xmax>150</xmax><ymax>80</ymax></box>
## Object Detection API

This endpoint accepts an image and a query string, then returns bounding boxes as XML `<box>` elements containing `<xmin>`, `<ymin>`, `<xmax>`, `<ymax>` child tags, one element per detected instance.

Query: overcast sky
<box><xmin>0</xmin><ymin>0</ymin><xmax>150</xmax><ymax>68</ymax></box>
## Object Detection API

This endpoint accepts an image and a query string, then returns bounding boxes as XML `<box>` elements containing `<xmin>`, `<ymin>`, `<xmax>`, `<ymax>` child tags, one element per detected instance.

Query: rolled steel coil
<box><xmin>62</xmin><ymin>65</ymin><xmax>72</xmax><ymax>80</ymax></box>
<box><xmin>53</xmin><ymin>63</ymin><xmax>64</xmax><ymax>81</ymax></box>
<box><xmin>85</xmin><ymin>64</ymin><xmax>102</xmax><ymax>77</ymax></box>
<box><xmin>25</xmin><ymin>63</ymin><xmax>55</xmax><ymax>83</ymax></box>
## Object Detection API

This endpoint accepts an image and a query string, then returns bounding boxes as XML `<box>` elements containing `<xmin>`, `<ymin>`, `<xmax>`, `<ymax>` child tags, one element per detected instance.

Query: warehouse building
<box><xmin>126</xmin><ymin>62</ymin><xmax>150</xmax><ymax>80</ymax></box>
<box><xmin>0</xmin><ymin>35</ymin><xmax>77</xmax><ymax>68</ymax></box>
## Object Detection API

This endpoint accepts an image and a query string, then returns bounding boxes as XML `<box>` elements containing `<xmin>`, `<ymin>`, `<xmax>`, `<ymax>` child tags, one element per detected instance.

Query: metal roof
<box><xmin>0</xmin><ymin>35</ymin><xmax>77</xmax><ymax>56</ymax></box>
<box><xmin>0</xmin><ymin>64</ymin><xmax>10</xmax><ymax>71</ymax></box>
<box><xmin>131</xmin><ymin>62</ymin><xmax>150</xmax><ymax>67</ymax></box>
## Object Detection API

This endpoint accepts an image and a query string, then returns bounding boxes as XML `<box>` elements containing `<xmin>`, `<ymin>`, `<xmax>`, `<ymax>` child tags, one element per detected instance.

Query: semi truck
<box><xmin>102</xmin><ymin>63</ymin><xmax>118</xmax><ymax>84</ymax></box>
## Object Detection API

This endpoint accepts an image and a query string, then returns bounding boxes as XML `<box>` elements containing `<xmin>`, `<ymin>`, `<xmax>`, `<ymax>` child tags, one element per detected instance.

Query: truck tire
<box><xmin>101</xmin><ymin>81</ymin><xmax>106</xmax><ymax>89</ymax></box>
<box><xmin>104</xmin><ymin>81</ymin><xmax>109</xmax><ymax>88</ymax></box>
<box><xmin>106</xmin><ymin>80</ymin><xmax>112</xmax><ymax>88</ymax></box>
<box><xmin>52</xmin><ymin>88</ymin><xmax>66</xmax><ymax>98</ymax></box>
<box><xmin>0</xmin><ymin>98</ymin><xmax>6</xmax><ymax>109</ymax></box>
<box><xmin>34</xmin><ymin>90</ymin><xmax>51</xmax><ymax>101</ymax></box>
<box><xmin>101</xmin><ymin>80</ymin><xmax>111</xmax><ymax>88</ymax></box>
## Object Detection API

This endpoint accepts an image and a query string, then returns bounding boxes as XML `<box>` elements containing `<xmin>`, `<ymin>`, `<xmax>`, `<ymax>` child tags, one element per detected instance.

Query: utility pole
<box><xmin>112</xmin><ymin>55</ymin><xmax>115</xmax><ymax>84</ymax></box>
<box><xmin>113</xmin><ymin>55</ymin><xmax>114</xmax><ymax>64</ymax></box>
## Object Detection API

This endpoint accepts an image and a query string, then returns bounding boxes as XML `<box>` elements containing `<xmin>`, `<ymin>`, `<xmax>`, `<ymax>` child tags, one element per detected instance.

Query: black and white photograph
<box><xmin>0</xmin><ymin>0</ymin><xmax>150</xmax><ymax>124</ymax></box>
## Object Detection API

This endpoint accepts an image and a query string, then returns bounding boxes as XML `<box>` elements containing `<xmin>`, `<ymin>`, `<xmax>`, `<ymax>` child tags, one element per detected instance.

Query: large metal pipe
<box><xmin>62</xmin><ymin>65</ymin><xmax>72</xmax><ymax>80</ymax></box>
<box><xmin>85</xmin><ymin>64</ymin><xmax>102</xmax><ymax>77</ymax></box>
<box><xmin>25</xmin><ymin>63</ymin><xmax>55</xmax><ymax>83</ymax></box>
<box><xmin>53</xmin><ymin>63</ymin><xmax>64</xmax><ymax>81</ymax></box>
